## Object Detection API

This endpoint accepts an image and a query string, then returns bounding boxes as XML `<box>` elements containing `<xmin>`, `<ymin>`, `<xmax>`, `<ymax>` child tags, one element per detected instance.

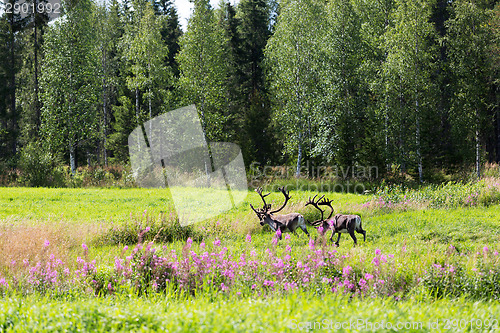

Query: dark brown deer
<box><xmin>307</xmin><ymin>194</ymin><xmax>366</xmax><ymax>247</ymax></box>
<box><xmin>329</xmin><ymin>213</ymin><xmax>366</xmax><ymax>246</ymax></box>
<box><xmin>250</xmin><ymin>187</ymin><xmax>309</xmax><ymax>239</ymax></box>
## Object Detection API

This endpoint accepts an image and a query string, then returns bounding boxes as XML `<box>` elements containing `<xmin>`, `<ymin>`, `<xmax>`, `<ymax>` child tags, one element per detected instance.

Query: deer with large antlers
<box><xmin>307</xmin><ymin>194</ymin><xmax>366</xmax><ymax>247</ymax></box>
<box><xmin>250</xmin><ymin>187</ymin><xmax>309</xmax><ymax>239</ymax></box>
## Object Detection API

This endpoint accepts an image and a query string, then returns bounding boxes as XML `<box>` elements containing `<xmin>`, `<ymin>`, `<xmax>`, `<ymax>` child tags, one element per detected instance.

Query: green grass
<box><xmin>0</xmin><ymin>187</ymin><xmax>176</xmax><ymax>223</ymax></box>
<box><xmin>1</xmin><ymin>185</ymin><xmax>500</xmax><ymax>332</ymax></box>
<box><xmin>0</xmin><ymin>293</ymin><xmax>499</xmax><ymax>332</ymax></box>
<box><xmin>0</xmin><ymin>186</ymin><xmax>366</xmax><ymax>224</ymax></box>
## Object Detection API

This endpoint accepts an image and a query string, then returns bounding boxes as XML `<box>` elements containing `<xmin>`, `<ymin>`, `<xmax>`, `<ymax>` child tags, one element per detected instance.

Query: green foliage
<box><xmin>371</xmin><ymin>178</ymin><xmax>500</xmax><ymax>210</ymax></box>
<box><xmin>177</xmin><ymin>0</ymin><xmax>229</xmax><ymax>142</ymax></box>
<box><xmin>95</xmin><ymin>212</ymin><xmax>201</xmax><ymax>246</ymax></box>
<box><xmin>39</xmin><ymin>0</ymin><xmax>100</xmax><ymax>174</ymax></box>
<box><xmin>314</xmin><ymin>0</ymin><xmax>366</xmax><ymax>166</ymax></box>
<box><xmin>233</xmin><ymin>0</ymin><xmax>274</xmax><ymax>165</ymax></box>
<box><xmin>18</xmin><ymin>141</ymin><xmax>64</xmax><ymax>187</ymax></box>
<box><xmin>265</xmin><ymin>0</ymin><xmax>326</xmax><ymax>174</ymax></box>
<box><xmin>121</xmin><ymin>0</ymin><xmax>171</xmax><ymax>120</ymax></box>
<box><xmin>446</xmin><ymin>0</ymin><xmax>495</xmax><ymax>178</ymax></box>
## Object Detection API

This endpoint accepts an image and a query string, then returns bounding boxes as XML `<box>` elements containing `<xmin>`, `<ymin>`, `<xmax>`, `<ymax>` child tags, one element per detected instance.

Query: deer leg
<box><xmin>356</xmin><ymin>228</ymin><xmax>366</xmax><ymax>242</ymax></box>
<box><xmin>349</xmin><ymin>229</ymin><xmax>358</xmax><ymax>246</ymax></box>
<box><xmin>333</xmin><ymin>232</ymin><xmax>341</xmax><ymax>246</ymax></box>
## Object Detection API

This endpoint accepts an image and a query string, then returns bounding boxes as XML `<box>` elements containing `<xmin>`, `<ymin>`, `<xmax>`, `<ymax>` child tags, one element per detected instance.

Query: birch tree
<box><xmin>265</xmin><ymin>0</ymin><xmax>326</xmax><ymax>176</ymax></box>
<box><xmin>177</xmin><ymin>0</ymin><xmax>228</xmax><ymax>142</ymax></box>
<box><xmin>446</xmin><ymin>0</ymin><xmax>493</xmax><ymax>178</ymax></box>
<box><xmin>40</xmin><ymin>0</ymin><xmax>99</xmax><ymax>174</ymax></box>
<box><xmin>384</xmin><ymin>0</ymin><xmax>436</xmax><ymax>182</ymax></box>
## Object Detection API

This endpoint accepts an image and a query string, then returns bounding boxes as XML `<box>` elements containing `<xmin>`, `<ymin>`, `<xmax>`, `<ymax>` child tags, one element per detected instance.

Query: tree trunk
<box><xmin>296</xmin><ymin>132</ymin><xmax>303</xmax><ymax>178</ymax></box>
<box><xmin>86</xmin><ymin>149</ymin><xmax>91</xmax><ymax>167</ymax></box>
<box><xmin>416</xmin><ymin>111</ymin><xmax>423</xmax><ymax>183</ymax></box>
<box><xmin>199</xmin><ymin>100</ymin><xmax>211</xmax><ymax>185</ymax></box>
<box><xmin>135</xmin><ymin>88</ymin><xmax>140</xmax><ymax>122</ymax></box>
<box><xmin>385</xmin><ymin>95</ymin><xmax>390</xmax><ymax>172</ymax></box>
<box><xmin>102</xmin><ymin>50</ymin><xmax>108</xmax><ymax>167</ymax></box>
<box><xmin>34</xmin><ymin>3</ymin><xmax>41</xmax><ymax>136</ymax></box>
<box><xmin>70</xmin><ymin>143</ymin><xmax>76</xmax><ymax>175</ymax></box>
<box><xmin>399</xmin><ymin>76</ymin><xmax>406</xmax><ymax>174</ymax></box>
<box><xmin>496</xmin><ymin>90</ymin><xmax>500</xmax><ymax>165</ymax></box>
<box><xmin>476</xmin><ymin>109</ymin><xmax>480</xmax><ymax>179</ymax></box>
<box><xmin>148</xmin><ymin>62</ymin><xmax>152</xmax><ymax>136</ymax></box>
<box><xmin>135</xmin><ymin>87</ymin><xmax>141</xmax><ymax>151</ymax></box>
<box><xmin>415</xmin><ymin>20</ymin><xmax>423</xmax><ymax>184</ymax></box>
<box><xmin>9</xmin><ymin>12</ymin><xmax>17</xmax><ymax>155</ymax></box>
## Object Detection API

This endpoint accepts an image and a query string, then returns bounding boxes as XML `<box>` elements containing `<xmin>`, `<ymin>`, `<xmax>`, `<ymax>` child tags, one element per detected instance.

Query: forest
<box><xmin>0</xmin><ymin>0</ymin><xmax>499</xmax><ymax>185</ymax></box>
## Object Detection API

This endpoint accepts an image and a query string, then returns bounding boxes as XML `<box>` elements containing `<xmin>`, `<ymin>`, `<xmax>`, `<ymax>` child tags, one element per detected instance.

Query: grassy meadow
<box><xmin>1</xmin><ymin>180</ymin><xmax>500</xmax><ymax>332</ymax></box>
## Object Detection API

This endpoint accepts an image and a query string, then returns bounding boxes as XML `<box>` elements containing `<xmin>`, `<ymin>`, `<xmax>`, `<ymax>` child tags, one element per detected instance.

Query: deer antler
<box><xmin>306</xmin><ymin>194</ymin><xmax>326</xmax><ymax>226</ymax></box>
<box><xmin>270</xmin><ymin>187</ymin><xmax>291</xmax><ymax>214</ymax></box>
<box><xmin>318</xmin><ymin>197</ymin><xmax>335</xmax><ymax>220</ymax></box>
<box><xmin>255</xmin><ymin>187</ymin><xmax>271</xmax><ymax>212</ymax></box>
<box><xmin>249</xmin><ymin>204</ymin><xmax>261</xmax><ymax>215</ymax></box>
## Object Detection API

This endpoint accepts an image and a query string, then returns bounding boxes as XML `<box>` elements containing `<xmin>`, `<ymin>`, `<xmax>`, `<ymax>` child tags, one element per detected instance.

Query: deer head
<box><xmin>250</xmin><ymin>187</ymin><xmax>291</xmax><ymax>230</ymax></box>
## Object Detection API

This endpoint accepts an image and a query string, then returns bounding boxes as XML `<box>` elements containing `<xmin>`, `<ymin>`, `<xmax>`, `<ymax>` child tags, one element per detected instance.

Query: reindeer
<box><xmin>307</xmin><ymin>194</ymin><xmax>366</xmax><ymax>247</ymax></box>
<box><xmin>250</xmin><ymin>187</ymin><xmax>309</xmax><ymax>239</ymax></box>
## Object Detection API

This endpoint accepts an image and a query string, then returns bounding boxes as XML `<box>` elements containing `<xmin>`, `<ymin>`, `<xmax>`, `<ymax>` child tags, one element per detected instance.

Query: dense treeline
<box><xmin>0</xmin><ymin>0</ymin><xmax>498</xmax><ymax>184</ymax></box>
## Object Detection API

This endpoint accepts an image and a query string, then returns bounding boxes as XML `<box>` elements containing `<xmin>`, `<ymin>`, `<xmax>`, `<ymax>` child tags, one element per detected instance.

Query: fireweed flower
<box><xmin>275</xmin><ymin>229</ymin><xmax>282</xmax><ymax>239</ymax></box>
<box><xmin>245</xmin><ymin>234</ymin><xmax>252</xmax><ymax>243</ymax></box>
<box><xmin>44</xmin><ymin>240</ymin><xmax>50</xmax><ymax>247</ymax></box>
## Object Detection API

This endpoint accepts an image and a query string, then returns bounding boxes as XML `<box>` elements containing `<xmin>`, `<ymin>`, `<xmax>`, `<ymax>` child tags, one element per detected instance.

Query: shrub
<box><xmin>94</xmin><ymin>212</ymin><xmax>201</xmax><ymax>246</ymax></box>
<box><xmin>18</xmin><ymin>142</ymin><xmax>64</xmax><ymax>187</ymax></box>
